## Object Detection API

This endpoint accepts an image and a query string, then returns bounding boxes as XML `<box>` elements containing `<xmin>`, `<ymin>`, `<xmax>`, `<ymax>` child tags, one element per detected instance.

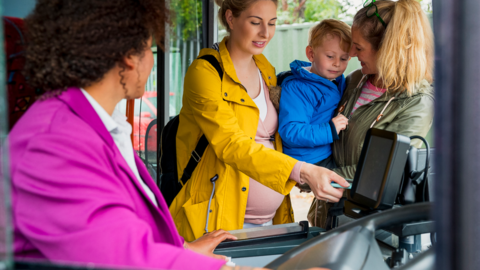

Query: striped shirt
<box><xmin>351</xmin><ymin>80</ymin><xmax>386</xmax><ymax>115</ymax></box>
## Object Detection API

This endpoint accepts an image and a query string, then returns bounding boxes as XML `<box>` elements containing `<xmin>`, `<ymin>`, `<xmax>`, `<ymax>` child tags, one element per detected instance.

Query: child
<box><xmin>278</xmin><ymin>19</ymin><xmax>351</xmax><ymax>168</ymax></box>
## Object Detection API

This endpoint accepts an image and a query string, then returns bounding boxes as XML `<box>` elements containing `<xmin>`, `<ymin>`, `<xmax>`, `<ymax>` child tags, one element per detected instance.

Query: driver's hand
<box><xmin>299</xmin><ymin>163</ymin><xmax>349</xmax><ymax>203</ymax></box>
<box><xmin>185</xmin><ymin>229</ymin><xmax>237</xmax><ymax>260</ymax></box>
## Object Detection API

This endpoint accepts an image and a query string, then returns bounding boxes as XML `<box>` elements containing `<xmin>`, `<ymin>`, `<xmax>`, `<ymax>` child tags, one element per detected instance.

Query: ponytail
<box><xmin>353</xmin><ymin>0</ymin><xmax>434</xmax><ymax>94</ymax></box>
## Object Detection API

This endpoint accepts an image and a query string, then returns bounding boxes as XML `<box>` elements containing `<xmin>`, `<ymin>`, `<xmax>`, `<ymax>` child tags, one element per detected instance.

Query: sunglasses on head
<box><xmin>364</xmin><ymin>0</ymin><xmax>387</xmax><ymax>27</ymax></box>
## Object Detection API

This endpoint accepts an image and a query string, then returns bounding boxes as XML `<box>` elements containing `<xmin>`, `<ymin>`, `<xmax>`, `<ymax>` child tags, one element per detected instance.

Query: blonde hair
<box><xmin>214</xmin><ymin>0</ymin><xmax>278</xmax><ymax>32</ymax></box>
<box><xmin>353</xmin><ymin>0</ymin><xmax>434</xmax><ymax>95</ymax></box>
<box><xmin>308</xmin><ymin>19</ymin><xmax>352</xmax><ymax>53</ymax></box>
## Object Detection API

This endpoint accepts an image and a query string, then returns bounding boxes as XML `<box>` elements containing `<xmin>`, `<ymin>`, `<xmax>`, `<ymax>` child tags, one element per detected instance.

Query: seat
<box><xmin>4</xmin><ymin>16</ymin><xmax>43</xmax><ymax>131</ymax></box>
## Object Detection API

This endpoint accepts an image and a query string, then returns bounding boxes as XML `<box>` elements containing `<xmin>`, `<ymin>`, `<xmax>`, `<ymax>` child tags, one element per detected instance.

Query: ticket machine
<box><xmin>215</xmin><ymin>129</ymin><xmax>434</xmax><ymax>269</ymax></box>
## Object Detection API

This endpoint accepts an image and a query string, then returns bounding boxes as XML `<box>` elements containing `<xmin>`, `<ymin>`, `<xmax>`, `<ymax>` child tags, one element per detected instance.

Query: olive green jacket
<box><xmin>332</xmin><ymin>69</ymin><xmax>434</xmax><ymax>179</ymax></box>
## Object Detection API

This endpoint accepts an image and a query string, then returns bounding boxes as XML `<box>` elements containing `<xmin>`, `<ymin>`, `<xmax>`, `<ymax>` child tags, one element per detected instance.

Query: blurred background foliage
<box><xmin>277</xmin><ymin>0</ymin><xmax>432</xmax><ymax>25</ymax></box>
<box><xmin>170</xmin><ymin>0</ymin><xmax>203</xmax><ymax>39</ymax></box>
<box><xmin>169</xmin><ymin>0</ymin><xmax>433</xmax><ymax>37</ymax></box>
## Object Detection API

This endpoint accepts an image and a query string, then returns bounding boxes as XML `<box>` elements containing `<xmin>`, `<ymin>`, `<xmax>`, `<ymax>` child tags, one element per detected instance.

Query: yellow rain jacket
<box><xmin>170</xmin><ymin>38</ymin><xmax>298</xmax><ymax>241</ymax></box>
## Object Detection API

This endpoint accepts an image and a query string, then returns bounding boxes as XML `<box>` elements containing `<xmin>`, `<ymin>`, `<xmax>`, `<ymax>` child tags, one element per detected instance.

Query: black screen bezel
<box><xmin>349</xmin><ymin>128</ymin><xmax>397</xmax><ymax>209</ymax></box>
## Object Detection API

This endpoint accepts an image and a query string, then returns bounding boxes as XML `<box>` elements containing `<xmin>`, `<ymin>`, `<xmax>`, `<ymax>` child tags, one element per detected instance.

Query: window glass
<box><xmin>115</xmin><ymin>79</ymin><xmax>157</xmax><ymax>180</ymax></box>
<box><xmin>169</xmin><ymin>0</ymin><xmax>204</xmax><ymax>117</ymax></box>
<box><xmin>113</xmin><ymin>46</ymin><xmax>158</xmax><ymax>181</ymax></box>
<box><xmin>114</xmin><ymin>0</ymin><xmax>204</xmax><ymax>180</ymax></box>
<box><xmin>217</xmin><ymin>0</ymin><xmax>432</xmax><ymax>76</ymax></box>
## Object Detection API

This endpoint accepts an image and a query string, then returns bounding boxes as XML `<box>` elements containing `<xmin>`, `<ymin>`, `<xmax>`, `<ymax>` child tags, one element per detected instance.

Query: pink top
<box><xmin>244</xmin><ymin>79</ymin><xmax>303</xmax><ymax>224</ymax></box>
<box><xmin>351</xmin><ymin>80</ymin><xmax>387</xmax><ymax>115</ymax></box>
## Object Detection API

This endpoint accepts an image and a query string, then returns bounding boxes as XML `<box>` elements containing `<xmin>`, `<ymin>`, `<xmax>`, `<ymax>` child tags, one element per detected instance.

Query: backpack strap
<box><xmin>180</xmin><ymin>54</ymin><xmax>223</xmax><ymax>185</ymax></box>
<box><xmin>198</xmin><ymin>54</ymin><xmax>223</xmax><ymax>80</ymax></box>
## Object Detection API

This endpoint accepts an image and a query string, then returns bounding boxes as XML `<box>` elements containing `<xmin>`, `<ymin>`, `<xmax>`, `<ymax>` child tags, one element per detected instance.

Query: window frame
<box><xmin>156</xmin><ymin>0</ymin><xmax>216</xmax><ymax>184</ymax></box>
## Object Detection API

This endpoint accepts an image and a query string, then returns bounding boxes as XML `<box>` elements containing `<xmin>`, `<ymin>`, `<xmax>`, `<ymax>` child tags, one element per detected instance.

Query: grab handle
<box><xmin>205</xmin><ymin>174</ymin><xmax>219</xmax><ymax>234</ymax></box>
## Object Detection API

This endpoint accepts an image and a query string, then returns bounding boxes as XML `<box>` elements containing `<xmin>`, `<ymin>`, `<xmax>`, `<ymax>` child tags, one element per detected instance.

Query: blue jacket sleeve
<box><xmin>278</xmin><ymin>80</ymin><xmax>334</xmax><ymax>148</ymax></box>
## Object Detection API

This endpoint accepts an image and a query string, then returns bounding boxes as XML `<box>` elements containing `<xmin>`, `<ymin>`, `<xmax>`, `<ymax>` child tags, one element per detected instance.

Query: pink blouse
<box><xmin>244</xmin><ymin>78</ymin><xmax>303</xmax><ymax>224</ymax></box>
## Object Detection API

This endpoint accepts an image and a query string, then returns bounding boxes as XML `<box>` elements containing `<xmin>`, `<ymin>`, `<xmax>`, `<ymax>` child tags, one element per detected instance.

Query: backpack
<box><xmin>159</xmin><ymin>54</ymin><xmax>223</xmax><ymax>206</ymax></box>
<box><xmin>4</xmin><ymin>16</ymin><xmax>44</xmax><ymax>131</ymax></box>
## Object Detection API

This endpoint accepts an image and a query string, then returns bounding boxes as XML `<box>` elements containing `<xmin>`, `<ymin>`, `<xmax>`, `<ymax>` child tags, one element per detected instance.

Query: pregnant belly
<box><xmin>244</xmin><ymin>178</ymin><xmax>285</xmax><ymax>224</ymax></box>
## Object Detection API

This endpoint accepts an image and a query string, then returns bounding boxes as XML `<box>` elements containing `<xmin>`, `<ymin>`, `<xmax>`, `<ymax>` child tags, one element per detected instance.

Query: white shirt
<box><xmin>252</xmin><ymin>69</ymin><xmax>267</xmax><ymax>121</ymax></box>
<box><xmin>81</xmin><ymin>89</ymin><xmax>158</xmax><ymax>207</ymax></box>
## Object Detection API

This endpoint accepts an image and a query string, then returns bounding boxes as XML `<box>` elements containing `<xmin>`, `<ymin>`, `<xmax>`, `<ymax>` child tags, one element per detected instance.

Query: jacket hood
<box><xmin>290</xmin><ymin>60</ymin><xmax>343</xmax><ymax>85</ymax></box>
<box><xmin>412</xmin><ymin>79</ymin><xmax>434</xmax><ymax>97</ymax></box>
<box><xmin>286</xmin><ymin>60</ymin><xmax>345</xmax><ymax>94</ymax></box>
<box><xmin>390</xmin><ymin>78</ymin><xmax>434</xmax><ymax>100</ymax></box>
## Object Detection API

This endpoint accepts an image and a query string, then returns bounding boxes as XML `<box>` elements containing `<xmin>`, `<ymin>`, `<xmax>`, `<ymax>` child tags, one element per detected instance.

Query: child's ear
<box><xmin>305</xmin><ymin>46</ymin><xmax>314</xmax><ymax>62</ymax></box>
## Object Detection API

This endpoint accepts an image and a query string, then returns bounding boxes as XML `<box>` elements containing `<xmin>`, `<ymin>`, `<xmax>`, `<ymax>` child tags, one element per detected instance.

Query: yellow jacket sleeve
<box><xmin>182</xmin><ymin>59</ymin><xmax>297</xmax><ymax>195</ymax></box>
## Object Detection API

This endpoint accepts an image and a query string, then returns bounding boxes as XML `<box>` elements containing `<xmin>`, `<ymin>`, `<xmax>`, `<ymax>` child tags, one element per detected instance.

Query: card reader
<box><xmin>347</xmin><ymin>128</ymin><xmax>411</xmax><ymax>211</ymax></box>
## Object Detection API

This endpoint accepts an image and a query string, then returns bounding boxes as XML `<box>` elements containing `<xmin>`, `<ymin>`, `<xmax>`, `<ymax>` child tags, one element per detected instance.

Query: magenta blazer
<box><xmin>9</xmin><ymin>87</ymin><xmax>225</xmax><ymax>270</ymax></box>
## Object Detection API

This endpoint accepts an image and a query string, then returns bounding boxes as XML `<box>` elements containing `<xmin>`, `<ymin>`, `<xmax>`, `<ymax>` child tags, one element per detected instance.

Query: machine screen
<box><xmin>356</xmin><ymin>136</ymin><xmax>394</xmax><ymax>201</ymax></box>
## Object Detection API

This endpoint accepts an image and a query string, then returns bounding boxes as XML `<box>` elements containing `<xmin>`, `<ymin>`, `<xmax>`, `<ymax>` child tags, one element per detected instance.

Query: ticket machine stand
<box><xmin>344</xmin><ymin>199</ymin><xmax>434</xmax><ymax>267</ymax></box>
<box><xmin>214</xmin><ymin>222</ymin><xmax>325</xmax><ymax>267</ymax></box>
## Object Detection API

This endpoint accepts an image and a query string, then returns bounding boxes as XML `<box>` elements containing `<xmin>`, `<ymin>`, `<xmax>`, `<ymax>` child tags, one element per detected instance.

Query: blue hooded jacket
<box><xmin>278</xmin><ymin>60</ymin><xmax>346</xmax><ymax>163</ymax></box>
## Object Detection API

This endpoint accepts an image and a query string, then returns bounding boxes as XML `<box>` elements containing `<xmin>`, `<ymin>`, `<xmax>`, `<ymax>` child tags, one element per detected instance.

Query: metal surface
<box><xmin>433</xmin><ymin>0</ymin><xmax>480</xmax><ymax>269</ymax></box>
<box><xmin>397</xmin><ymin>248</ymin><xmax>435</xmax><ymax>270</ymax></box>
<box><xmin>228</xmin><ymin>223</ymin><xmax>304</xmax><ymax>241</ymax></box>
<box><xmin>126</xmin><ymin>100</ymin><xmax>135</xmax><ymax>143</ymax></box>
<box><xmin>215</xmin><ymin>227</ymin><xmax>324</xmax><ymax>259</ymax></box>
<box><xmin>202</xmin><ymin>0</ymin><xmax>217</xmax><ymax>49</ymax></box>
<box><xmin>231</xmin><ymin>255</ymin><xmax>281</xmax><ymax>268</ymax></box>
<box><xmin>157</xmin><ymin>35</ymin><xmax>169</xmax><ymax>130</ymax></box>
<box><xmin>272</xmin><ymin>229</ymin><xmax>389</xmax><ymax>270</ymax></box>
<box><xmin>386</xmin><ymin>221</ymin><xmax>435</xmax><ymax>238</ymax></box>
<box><xmin>266</xmin><ymin>203</ymin><xmax>432</xmax><ymax>269</ymax></box>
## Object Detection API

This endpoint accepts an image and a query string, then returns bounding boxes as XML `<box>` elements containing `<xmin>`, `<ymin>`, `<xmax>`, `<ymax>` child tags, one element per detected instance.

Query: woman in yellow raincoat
<box><xmin>170</xmin><ymin>0</ymin><xmax>350</xmax><ymax>241</ymax></box>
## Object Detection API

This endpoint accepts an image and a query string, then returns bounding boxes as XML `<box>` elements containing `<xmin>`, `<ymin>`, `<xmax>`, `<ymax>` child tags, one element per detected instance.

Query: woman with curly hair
<box><xmin>8</xmin><ymin>1</ymin><xmax>251</xmax><ymax>269</ymax></box>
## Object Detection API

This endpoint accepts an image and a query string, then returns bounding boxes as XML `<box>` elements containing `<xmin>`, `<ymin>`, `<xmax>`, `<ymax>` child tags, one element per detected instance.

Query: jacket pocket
<box><xmin>183</xmin><ymin>197</ymin><xmax>218</xmax><ymax>239</ymax></box>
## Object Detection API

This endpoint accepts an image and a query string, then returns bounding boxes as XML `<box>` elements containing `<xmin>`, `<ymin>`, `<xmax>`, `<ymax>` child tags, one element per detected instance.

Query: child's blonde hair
<box><xmin>353</xmin><ymin>0</ymin><xmax>434</xmax><ymax>95</ymax></box>
<box><xmin>308</xmin><ymin>19</ymin><xmax>352</xmax><ymax>53</ymax></box>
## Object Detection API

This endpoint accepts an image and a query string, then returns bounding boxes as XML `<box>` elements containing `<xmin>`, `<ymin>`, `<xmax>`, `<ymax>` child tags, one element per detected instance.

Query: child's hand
<box><xmin>332</xmin><ymin>114</ymin><xmax>349</xmax><ymax>134</ymax></box>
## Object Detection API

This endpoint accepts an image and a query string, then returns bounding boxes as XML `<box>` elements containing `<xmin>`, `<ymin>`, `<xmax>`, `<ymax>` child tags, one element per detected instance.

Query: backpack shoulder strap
<box><xmin>180</xmin><ymin>54</ymin><xmax>222</xmax><ymax>185</ymax></box>
<box><xmin>198</xmin><ymin>54</ymin><xmax>223</xmax><ymax>81</ymax></box>
<box><xmin>180</xmin><ymin>135</ymin><xmax>209</xmax><ymax>184</ymax></box>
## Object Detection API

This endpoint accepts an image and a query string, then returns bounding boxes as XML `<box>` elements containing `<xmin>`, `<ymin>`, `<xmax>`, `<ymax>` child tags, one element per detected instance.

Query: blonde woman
<box><xmin>170</xmin><ymin>0</ymin><xmax>349</xmax><ymax>241</ymax></box>
<box><xmin>308</xmin><ymin>0</ymin><xmax>435</xmax><ymax>229</ymax></box>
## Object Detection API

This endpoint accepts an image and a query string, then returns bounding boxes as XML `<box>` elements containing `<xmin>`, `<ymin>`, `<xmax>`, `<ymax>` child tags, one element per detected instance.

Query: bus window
<box><xmin>118</xmin><ymin>0</ymin><xmax>206</xmax><ymax>178</ymax></box>
<box><xmin>169</xmin><ymin>0</ymin><xmax>204</xmax><ymax>118</ymax></box>
<box><xmin>218</xmin><ymin>1</ymin><xmax>433</xmax><ymax>77</ymax></box>
<box><xmin>115</xmin><ymin>47</ymin><xmax>159</xmax><ymax>178</ymax></box>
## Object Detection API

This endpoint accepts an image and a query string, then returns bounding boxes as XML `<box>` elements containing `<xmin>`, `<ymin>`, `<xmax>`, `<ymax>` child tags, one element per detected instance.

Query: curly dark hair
<box><xmin>24</xmin><ymin>0</ymin><xmax>170</xmax><ymax>92</ymax></box>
